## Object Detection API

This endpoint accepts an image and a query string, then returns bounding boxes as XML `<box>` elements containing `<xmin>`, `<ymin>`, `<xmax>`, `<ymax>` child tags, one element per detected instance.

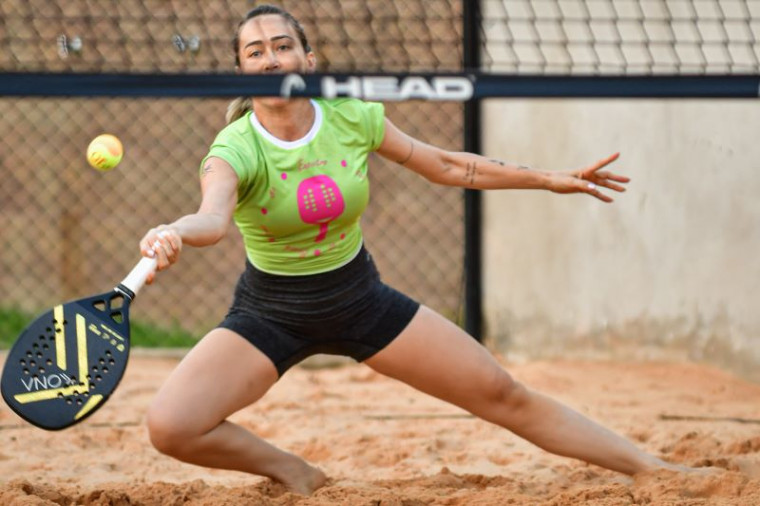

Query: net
<box><xmin>481</xmin><ymin>0</ymin><xmax>760</xmax><ymax>74</ymax></box>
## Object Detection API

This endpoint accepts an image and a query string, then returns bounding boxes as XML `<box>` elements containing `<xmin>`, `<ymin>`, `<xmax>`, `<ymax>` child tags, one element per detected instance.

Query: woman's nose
<box><xmin>263</xmin><ymin>52</ymin><xmax>280</xmax><ymax>71</ymax></box>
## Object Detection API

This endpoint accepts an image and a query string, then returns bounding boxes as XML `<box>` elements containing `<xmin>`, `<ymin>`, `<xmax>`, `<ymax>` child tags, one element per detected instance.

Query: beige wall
<box><xmin>482</xmin><ymin>99</ymin><xmax>760</xmax><ymax>380</ymax></box>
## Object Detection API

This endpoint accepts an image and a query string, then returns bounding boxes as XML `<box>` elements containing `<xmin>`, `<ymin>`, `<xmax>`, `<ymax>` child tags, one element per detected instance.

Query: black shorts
<box><xmin>217</xmin><ymin>246</ymin><xmax>420</xmax><ymax>376</ymax></box>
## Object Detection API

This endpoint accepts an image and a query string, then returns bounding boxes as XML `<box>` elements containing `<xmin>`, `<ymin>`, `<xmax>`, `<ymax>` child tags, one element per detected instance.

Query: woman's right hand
<box><xmin>139</xmin><ymin>225</ymin><xmax>183</xmax><ymax>284</ymax></box>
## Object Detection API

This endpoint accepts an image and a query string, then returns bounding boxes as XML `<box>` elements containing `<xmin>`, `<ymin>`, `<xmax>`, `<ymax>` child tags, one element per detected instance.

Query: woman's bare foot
<box><xmin>646</xmin><ymin>456</ymin><xmax>723</xmax><ymax>476</ymax></box>
<box><xmin>281</xmin><ymin>461</ymin><xmax>328</xmax><ymax>495</ymax></box>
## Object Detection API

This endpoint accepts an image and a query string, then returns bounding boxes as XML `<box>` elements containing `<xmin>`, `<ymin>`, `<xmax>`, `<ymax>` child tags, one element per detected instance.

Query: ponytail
<box><xmin>225</xmin><ymin>97</ymin><xmax>252</xmax><ymax>124</ymax></box>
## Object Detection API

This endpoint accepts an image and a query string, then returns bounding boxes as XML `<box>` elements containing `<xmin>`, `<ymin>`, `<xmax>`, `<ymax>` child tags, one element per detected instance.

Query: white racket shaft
<box><xmin>119</xmin><ymin>257</ymin><xmax>157</xmax><ymax>297</ymax></box>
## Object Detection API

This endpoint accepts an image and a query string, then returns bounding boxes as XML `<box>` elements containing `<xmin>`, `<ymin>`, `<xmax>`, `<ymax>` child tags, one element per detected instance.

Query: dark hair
<box><xmin>232</xmin><ymin>4</ymin><xmax>311</xmax><ymax>67</ymax></box>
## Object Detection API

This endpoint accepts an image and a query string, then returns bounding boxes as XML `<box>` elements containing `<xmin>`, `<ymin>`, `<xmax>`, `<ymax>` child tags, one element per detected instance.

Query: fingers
<box><xmin>578</xmin><ymin>153</ymin><xmax>631</xmax><ymax>184</ymax></box>
<box><xmin>582</xmin><ymin>151</ymin><xmax>630</xmax><ymax>194</ymax></box>
<box><xmin>158</xmin><ymin>227</ymin><xmax>182</xmax><ymax>253</ymax></box>
<box><xmin>602</xmin><ymin>181</ymin><xmax>627</xmax><ymax>192</ymax></box>
<box><xmin>139</xmin><ymin>226</ymin><xmax>183</xmax><ymax>273</ymax></box>
<box><xmin>599</xmin><ymin>171</ymin><xmax>631</xmax><ymax>183</ymax></box>
<box><xmin>559</xmin><ymin>152</ymin><xmax>628</xmax><ymax>202</ymax></box>
<box><xmin>589</xmin><ymin>171</ymin><xmax>628</xmax><ymax>192</ymax></box>
<box><xmin>583</xmin><ymin>181</ymin><xmax>614</xmax><ymax>203</ymax></box>
<box><xmin>593</xmin><ymin>152</ymin><xmax>620</xmax><ymax>170</ymax></box>
<box><xmin>573</xmin><ymin>174</ymin><xmax>624</xmax><ymax>199</ymax></box>
<box><xmin>151</xmin><ymin>231</ymin><xmax>180</xmax><ymax>267</ymax></box>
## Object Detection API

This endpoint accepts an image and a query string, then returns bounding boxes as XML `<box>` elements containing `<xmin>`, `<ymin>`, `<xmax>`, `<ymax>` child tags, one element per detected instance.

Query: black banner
<box><xmin>1</xmin><ymin>72</ymin><xmax>758</xmax><ymax>99</ymax></box>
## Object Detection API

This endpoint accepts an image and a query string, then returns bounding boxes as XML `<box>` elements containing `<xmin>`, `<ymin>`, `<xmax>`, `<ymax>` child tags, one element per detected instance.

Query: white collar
<box><xmin>249</xmin><ymin>99</ymin><xmax>322</xmax><ymax>150</ymax></box>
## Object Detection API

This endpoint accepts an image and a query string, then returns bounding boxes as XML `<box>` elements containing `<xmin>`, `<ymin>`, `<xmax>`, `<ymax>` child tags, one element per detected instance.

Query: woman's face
<box><xmin>236</xmin><ymin>14</ymin><xmax>315</xmax><ymax>75</ymax></box>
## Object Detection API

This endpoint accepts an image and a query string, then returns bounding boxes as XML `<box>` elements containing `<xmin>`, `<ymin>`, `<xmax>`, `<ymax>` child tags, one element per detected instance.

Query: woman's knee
<box><xmin>146</xmin><ymin>402</ymin><xmax>195</xmax><ymax>456</ymax></box>
<box><xmin>475</xmin><ymin>368</ymin><xmax>530</xmax><ymax>419</ymax></box>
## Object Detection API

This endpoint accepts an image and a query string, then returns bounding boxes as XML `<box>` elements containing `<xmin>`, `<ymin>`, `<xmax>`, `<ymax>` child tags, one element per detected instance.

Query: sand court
<box><xmin>1</xmin><ymin>352</ymin><xmax>759</xmax><ymax>505</ymax></box>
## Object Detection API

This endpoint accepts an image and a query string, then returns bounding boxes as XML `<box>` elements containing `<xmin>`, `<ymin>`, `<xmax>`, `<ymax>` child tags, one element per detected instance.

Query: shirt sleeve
<box><xmin>363</xmin><ymin>101</ymin><xmax>386</xmax><ymax>151</ymax></box>
<box><xmin>199</xmin><ymin>117</ymin><xmax>259</xmax><ymax>197</ymax></box>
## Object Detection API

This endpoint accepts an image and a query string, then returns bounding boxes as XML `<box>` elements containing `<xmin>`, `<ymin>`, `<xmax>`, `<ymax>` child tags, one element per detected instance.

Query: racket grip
<box><xmin>119</xmin><ymin>256</ymin><xmax>158</xmax><ymax>298</ymax></box>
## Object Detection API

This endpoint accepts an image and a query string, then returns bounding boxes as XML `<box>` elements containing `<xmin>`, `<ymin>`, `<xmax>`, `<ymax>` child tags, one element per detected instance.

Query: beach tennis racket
<box><xmin>1</xmin><ymin>256</ymin><xmax>156</xmax><ymax>430</ymax></box>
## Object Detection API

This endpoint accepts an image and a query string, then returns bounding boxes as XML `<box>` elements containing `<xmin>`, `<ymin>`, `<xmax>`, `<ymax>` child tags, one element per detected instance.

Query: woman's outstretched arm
<box><xmin>375</xmin><ymin>118</ymin><xmax>630</xmax><ymax>203</ymax></box>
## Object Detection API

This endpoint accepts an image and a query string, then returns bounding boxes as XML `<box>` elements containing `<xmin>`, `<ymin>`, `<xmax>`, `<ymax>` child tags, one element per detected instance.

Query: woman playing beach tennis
<box><xmin>140</xmin><ymin>4</ymin><xmax>697</xmax><ymax>495</ymax></box>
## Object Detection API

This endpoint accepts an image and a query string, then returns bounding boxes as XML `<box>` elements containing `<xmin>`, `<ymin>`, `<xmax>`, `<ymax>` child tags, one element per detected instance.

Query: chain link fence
<box><xmin>2</xmin><ymin>0</ymin><xmax>759</xmax><ymax>341</ymax></box>
<box><xmin>0</xmin><ymin>0</ymin><xmax>466</xmax><ymax>338</ymax></box>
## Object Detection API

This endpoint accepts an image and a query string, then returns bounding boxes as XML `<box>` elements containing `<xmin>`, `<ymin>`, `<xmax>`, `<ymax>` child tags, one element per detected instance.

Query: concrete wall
<box><xmin>482</xmin><ymin>99</ymin><xmax>760</xmax><ymax>380</ymax></box>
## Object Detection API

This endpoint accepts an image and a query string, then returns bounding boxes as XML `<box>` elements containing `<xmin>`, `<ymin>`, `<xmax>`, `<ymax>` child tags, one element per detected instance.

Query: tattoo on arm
<box><xmin>396</xmin><ymin>140</ymin><xmax>415</xmax><ymax>165</ymax></box>
<box><xmin>465</xmin><ymin>162</ymin><xmax>477</xmax><ymax>185</ymax></box>
<box><xmin>489</xmin><ymin>158</ymin><xmax>531</xmax><ymax>170</ymax></box>
<box><xmin>201</xmin><ymin>163</ymin><xmax>214</xmax><ymax>177</ymax></box>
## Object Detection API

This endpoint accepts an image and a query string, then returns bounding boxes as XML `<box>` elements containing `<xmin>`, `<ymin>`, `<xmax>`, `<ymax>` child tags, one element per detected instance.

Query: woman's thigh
<box><xmin>149</xmin><ymin>327</ymin><xmax>279</xmax><ymax>434</ymax></box>
<box><xmin>363</xmin><ymin>305</ymin><xmax>516</xmax><ymax>416</ymax></box>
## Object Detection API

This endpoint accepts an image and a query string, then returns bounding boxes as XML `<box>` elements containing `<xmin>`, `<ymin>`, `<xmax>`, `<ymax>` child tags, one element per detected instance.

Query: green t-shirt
<box><xmin>202</xmin><ymin>98</ymin><xmax>386</xmax><ymax>275</ymax></box>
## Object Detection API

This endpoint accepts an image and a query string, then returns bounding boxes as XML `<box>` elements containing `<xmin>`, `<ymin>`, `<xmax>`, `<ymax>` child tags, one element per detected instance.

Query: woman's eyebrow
<box><xmin>243</xmin><ymin>35</ymin><xmax>295</xmax><ymax>49</ymax></box>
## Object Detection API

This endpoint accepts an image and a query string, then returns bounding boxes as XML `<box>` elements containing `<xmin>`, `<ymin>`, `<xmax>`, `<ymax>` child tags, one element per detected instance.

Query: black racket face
<box><xmin>1</xmin><ymin>290</ymin><xmax>131</xmax><ymax>430</ymax></box>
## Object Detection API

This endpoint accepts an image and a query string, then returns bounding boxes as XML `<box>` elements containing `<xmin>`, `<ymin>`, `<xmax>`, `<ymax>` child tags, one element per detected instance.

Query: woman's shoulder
<box><xmin>218</xmin><ymin>112</ymin><xmax>253</xmax><ymax>137</ymax></box>
<box><xmin>316</xmin><ymin>98</ymin><xmax>384</xmax><ymax>123</ymax></box>
<box><xmin>211</xmin><ymin>113</ymin><xmax>257</xmax><ymax>151</ymax></box>
<box><xmin>317</xmin><ymin>98</ymin><xmax>382</xmax><ymax>112</ymax></box>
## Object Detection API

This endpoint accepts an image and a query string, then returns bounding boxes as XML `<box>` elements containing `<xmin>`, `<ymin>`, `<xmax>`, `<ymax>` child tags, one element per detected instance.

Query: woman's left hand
<box><xmin>547</xmin><ymin>152</ymin><xmax>630</xmax><ymax>203</ymax></box>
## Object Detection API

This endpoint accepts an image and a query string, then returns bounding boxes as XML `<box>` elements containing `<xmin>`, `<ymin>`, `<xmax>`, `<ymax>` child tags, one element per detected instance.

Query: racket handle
<box><xmin>118</xmin><ymin>256</ymin><xmax>158</xmax><ymax>299</ymax></box>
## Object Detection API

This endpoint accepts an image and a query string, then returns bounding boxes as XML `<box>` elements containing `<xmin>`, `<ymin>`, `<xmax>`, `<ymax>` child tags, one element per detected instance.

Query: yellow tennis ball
<box><xmin>87</xmin><ymin>134</ymin><xmax>123</xmax><ymax>171</ymax></box>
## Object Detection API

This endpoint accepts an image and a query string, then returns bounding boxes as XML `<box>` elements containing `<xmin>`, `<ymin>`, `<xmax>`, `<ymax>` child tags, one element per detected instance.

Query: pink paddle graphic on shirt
<box><xmin>297</xmin><ymin>175</ymin><xmax>345</xmax><ymax>243</ymax></box>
